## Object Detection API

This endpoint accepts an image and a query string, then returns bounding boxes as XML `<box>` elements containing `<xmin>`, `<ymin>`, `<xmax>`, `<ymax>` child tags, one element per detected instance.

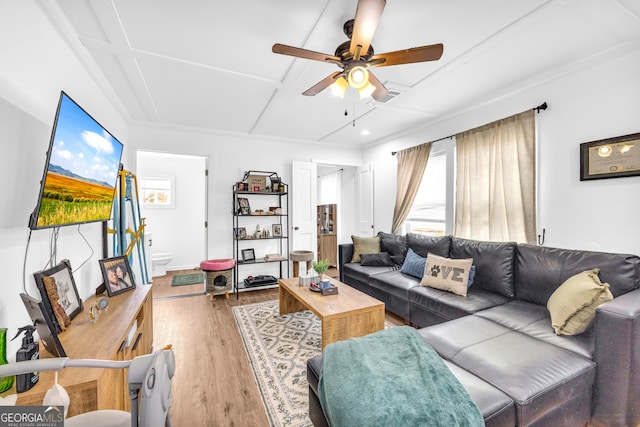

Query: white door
<box><xmin>357</xmin><ymin>164</ymin><xmax>375</xmax><ymax>236</ymax></box>
<box><xmin>291</xmin><ymin>161</ymin><xmax>318</xmax><ymax>256</ymax></box>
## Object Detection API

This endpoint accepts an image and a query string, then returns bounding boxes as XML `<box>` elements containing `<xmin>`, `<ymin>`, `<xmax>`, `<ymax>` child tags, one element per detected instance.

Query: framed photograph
<box><xmin>99</xmin><ymin>256</ymin><xmax>136</xmax><ymax>296</ymax></box>
<box><xmin>33</xmin><ymin>259</ymin><xmax>83</xmax><ymax>333</ymax></box>
<box><xmin>237</xmin><ymin>197</ymin><xmax>251</xmax><ymax>215</ymax></box>
<box><xmin>580</xmin><ymin>132</ymin><xmax>640</xmax><ymax>181</ymax></box>
<box><xmin>20</xmin><ymin>293</ymin><xmax>66</xmax><ymax>357</ymax></box>
<box><xmin>272</xmin><ymin>224</ymin><xmax>282</xmax><ymax>237</ymax></box>
<box><xmin>237</xmin><ymin>181</ymin><xmax>247</xmax><ymax>191</ymax></box>
<box><xmin>241</xmin><ymin>248</ymin><xmax>256</xmax><ymax>262</ymax></box>
<box><xmin>234</xmin><ymin>227</ymin><xmax>247</xmax><ymax>239</ymax></box>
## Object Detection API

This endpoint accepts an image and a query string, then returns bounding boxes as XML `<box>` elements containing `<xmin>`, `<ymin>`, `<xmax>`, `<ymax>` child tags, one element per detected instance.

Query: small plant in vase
<box><xmin>312</xmin><ymin>259</ymin><xmax>331</xmax><ymax>288</ymax></box>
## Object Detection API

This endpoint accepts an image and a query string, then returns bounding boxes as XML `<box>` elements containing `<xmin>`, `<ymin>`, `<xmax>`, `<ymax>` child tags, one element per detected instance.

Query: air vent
<box><xmin>367</xmin><ymin>82</ymin><xmax>409</xmax><ymax>106</ymax></box>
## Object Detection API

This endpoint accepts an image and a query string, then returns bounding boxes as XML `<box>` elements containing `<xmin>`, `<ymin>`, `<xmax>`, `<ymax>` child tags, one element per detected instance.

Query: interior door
<box><xmin>291</xmin><ymin>161</ymin><xmax>318</xmax><ymax>257</ymax></box>
<box><xmin>357</xmin><ymin>164</ymin><xmax>375</xmax><ymax>237</ymax></box>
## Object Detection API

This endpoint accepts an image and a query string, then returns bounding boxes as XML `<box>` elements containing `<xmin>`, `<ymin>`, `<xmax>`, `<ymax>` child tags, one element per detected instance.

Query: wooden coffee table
<box><xmin>279</xmin><ymin>277</ymin><xmax>385</xmax><ymax>350</ymax></box>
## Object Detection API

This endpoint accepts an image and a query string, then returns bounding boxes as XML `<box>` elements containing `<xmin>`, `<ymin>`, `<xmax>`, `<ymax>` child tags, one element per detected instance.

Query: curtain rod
<box><xmin>391</xmin><ymin>101</ymin><xmax>548</xmax><ymax>155</ymax></box>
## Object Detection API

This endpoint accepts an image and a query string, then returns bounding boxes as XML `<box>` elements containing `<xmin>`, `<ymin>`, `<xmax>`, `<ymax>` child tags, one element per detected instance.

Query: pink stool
<box><xmin>200</xmin><ymin>259</ymin><xmax>235</xmax><ymax>299</ymax></box>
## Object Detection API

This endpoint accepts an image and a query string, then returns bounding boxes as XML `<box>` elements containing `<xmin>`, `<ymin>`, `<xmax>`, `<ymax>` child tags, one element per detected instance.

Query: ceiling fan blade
<box><xmin>272</xmin><ymin>43</ymin><xmax>340</xmax><ymax>63</ymax></box>
<box><xmin>367</xmin><ymin>71</ymin><xmax>389</xmax><ymax>101</ymax></box>
<box><xmin>370</xmin><ymin>43</ymin><xmax>444</xmax><ymax>67</ymax></box>
<box><xmin>350</xmin><ymin>0</ymin><xmax>386</xmax><ymax>60</ymax></box>
<box><xmin>302</xmin><ymin>72</ymin><xmax>342</xmax><ymax>96</ymax></box>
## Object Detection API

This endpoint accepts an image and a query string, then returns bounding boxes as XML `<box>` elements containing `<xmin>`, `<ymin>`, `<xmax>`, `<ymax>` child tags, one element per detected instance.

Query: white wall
<box><xmin>364</xmin><ymin>48</ymin><xmax>640</xmax><ymax>255</ymax></box>
<box><xmin>126</xmin><ymin>124</ymin><xmax>363</xmax><ymax>263</ymax></box>
<box><xmin>0</xmin><ymin>1</ymin><xmax>129</xmax><ymax>359</ymax></box>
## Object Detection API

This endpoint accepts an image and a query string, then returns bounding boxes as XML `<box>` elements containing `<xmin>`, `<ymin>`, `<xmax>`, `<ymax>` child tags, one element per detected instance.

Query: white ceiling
<box><xmin>41</xmin><ymin>0</ymin><xmax>640</xmax><ymax>147</ymax></box>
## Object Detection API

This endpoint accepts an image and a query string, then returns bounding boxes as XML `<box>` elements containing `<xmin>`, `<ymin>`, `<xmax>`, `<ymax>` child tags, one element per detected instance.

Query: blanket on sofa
<box><xmin>318</xmin><ymin>326</ymin><xmax>483</xmax><ymax>427</ymax></box>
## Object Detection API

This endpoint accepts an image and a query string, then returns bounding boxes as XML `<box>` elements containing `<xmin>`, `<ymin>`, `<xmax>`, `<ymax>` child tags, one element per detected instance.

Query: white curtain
<box><xmin>454</xmin><ymin>110</ymin><xmax>536</xmax><ymax>243</ymax></box>
<box><xmin>391</xmin><ymin>143</ymin><xmax>432</xmax><ymax>234</ymax></box>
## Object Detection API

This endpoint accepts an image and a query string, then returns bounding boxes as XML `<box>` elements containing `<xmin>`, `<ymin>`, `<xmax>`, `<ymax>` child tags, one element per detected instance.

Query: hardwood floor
<box><xmin>152</xmin><ymin>269</ymin><xmax>404</xmax><ymax>427</ymax></box>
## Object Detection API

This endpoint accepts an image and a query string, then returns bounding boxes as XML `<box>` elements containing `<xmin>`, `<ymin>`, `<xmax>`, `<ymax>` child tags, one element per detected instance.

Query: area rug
<box><xmin>233</xmin><ymin>300</ymin><xmax>319</xmax><ymax>427</ymax></box>
<box><xmin>170</xmin><ymin>273</ymin><xmax>203</xmax><ymax>286</ymax></box>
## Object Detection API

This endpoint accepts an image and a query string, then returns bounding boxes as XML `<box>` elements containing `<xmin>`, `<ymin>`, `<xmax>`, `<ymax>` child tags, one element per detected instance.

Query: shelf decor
<box><xmin>233</xmin><ymin>171</ymin><xmax>289</xmax><ymax>296</ymax></box>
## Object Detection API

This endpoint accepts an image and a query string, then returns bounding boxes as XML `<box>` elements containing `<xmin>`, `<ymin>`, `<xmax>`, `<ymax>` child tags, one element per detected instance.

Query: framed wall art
<box><xmin>272</xmin><ymin>224</ymin><xmax>282</xmax><ymax>237</ymax></box>
<box><xmin>580</xmin><ymin>132</ymin><xmax>640</xmax><ymax>181</ymax></box>
<box><xmin>99</xmin><ymin>256</ymin><xmax>136</xmax><ymax>296</ymax></box>
<box><xmin>33</xmin><ymin>259</ymin><xmax>83</xmax><ymax>333</ymax></box>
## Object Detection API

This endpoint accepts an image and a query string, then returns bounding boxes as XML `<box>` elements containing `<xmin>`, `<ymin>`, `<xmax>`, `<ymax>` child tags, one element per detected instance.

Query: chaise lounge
<box><xmin>307</xmin><ymin>233</ymin><xmax>640</xmax><ymax>426</ymax></box>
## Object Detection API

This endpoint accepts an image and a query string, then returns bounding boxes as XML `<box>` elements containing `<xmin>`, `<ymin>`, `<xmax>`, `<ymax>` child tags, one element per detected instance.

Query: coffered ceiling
<box><xmin>39</xmin><ymin>0</ymin><xmax>640</xmax><ymax>147</ymax></box>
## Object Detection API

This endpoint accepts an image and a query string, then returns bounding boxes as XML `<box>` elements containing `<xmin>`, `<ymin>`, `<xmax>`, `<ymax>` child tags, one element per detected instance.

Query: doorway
<box><xmin>136</xmin><ymin>151</ymin><xmax>208</xmax><ymax>272</ymax></box>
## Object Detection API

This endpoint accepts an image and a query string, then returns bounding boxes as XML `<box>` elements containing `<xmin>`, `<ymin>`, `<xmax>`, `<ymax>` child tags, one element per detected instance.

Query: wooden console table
<box><xmin>12</xmin><ymin>285</ymin><xmax>153</xmax><ymax>417</ymax></box>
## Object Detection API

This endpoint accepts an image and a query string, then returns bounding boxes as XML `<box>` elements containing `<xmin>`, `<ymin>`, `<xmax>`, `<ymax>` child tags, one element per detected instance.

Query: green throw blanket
<box><xmin>318</xmin><ymin>326</ymin><xmax>483</xmax><ymax>427</ymax></box>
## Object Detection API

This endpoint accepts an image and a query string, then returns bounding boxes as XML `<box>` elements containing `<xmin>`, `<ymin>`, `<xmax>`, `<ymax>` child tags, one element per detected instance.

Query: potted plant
<box><xmin>312</xmin><ymin>259</ymin><xmax>331</xmax><ymax>288</ymax></box>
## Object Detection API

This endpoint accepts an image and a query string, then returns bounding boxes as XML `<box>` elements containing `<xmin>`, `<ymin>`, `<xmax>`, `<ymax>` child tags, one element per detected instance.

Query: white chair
<box><xmin>0</xmin><ymin>348</ymin><xmax>175</xmax><ymax>427</ymax></box>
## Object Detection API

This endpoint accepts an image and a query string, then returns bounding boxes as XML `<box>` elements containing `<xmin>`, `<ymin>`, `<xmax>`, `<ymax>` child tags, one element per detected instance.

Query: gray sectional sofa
<box><xmin>307</xmin><ymin>233</ymin><xmax>640</xmax><ymax>426</ymax></box>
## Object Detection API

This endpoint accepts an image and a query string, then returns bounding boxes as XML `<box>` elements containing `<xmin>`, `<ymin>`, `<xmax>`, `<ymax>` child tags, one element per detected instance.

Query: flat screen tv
<box><xmin>29</xmin><ymin>91</ymin><xmax>124</xmax><ymax>230</ymax></box>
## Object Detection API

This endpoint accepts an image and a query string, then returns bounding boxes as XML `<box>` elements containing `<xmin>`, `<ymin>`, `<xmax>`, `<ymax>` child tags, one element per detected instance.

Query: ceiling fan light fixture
<box><xmin>348</xmin><ymin>66</ymin><xmax>369</xmax><ymax>89</ymax></box>
<box><xmin>358</xmin><ymin>81</ymin><xmax>376</xmax><ymax>99</ymax></box>
<box><xmin>330</xmin><ymin>76</ymin><xmax>349</xmax><ymax>98</ymax></box>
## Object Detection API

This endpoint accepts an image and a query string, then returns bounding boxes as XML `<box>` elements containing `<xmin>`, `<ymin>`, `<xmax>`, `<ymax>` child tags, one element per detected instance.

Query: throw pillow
<box><xmin>377</xmin><ymin>232</ymin><xmax>408</xmax><ymax>265</ymax></box>
<box><xmin>400</xmin><ymin>249</ymin><xmax>426</xmax><ymax>279</ymax></box>
<box><xmin>546</xmin><ymin>268</ymin><xmax>613</xmax><ymax>336</ymax></box>
<box><xmin>350</xmin><ymin>235</ymin><xmax>381</xmax><ymax>263</ymax></box>
<box><xmin>360</xmin><ymin>252</ymin><xmax>395</xmax><ymax>267</ymax></box>
<box><xmin>421</xmin><ymin>253</ymin><xmax>474</xmax><ymax>297</ymax></box>
<box><xmin>468</xmin><ymin>265</ymin><xmax>476</xmax><ymax>288</ymax></box>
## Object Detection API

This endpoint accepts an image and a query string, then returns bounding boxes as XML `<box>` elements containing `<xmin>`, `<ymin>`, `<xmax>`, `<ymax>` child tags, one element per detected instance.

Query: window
<box><xmin>400</xmin><ymin>139</ymin><xmax>455</xmax><ymax>236</ymax></box>
<box><xmin>404</xmin><ymin>151</ymin><xmax>447</xmax><ymax>236</ymax></box>
<box><xmin>139</xmin><ymin>176</ymin><xmax>175</xmax><ymax>208</ymax></box>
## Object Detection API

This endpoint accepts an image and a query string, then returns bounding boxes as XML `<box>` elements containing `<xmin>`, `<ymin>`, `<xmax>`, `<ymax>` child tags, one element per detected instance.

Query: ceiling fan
<box><xmin>272</xmin><ymin>0</ymin><xmax>443</xmax><ymax>101</ymax></box>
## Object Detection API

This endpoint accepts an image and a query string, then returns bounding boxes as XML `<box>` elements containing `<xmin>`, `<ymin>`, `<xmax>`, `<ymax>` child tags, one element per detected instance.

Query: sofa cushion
<box><xmin>399</xmin><ymin>248</ymin><xmax>426</xmax><ymax>279</ymax></box>
<box><xmin>547</xmin><ymin>268</ymin><xmax>613</xmax><ymax>336</ymax></box>
<box><xmin>342</xmin><ymin>262</ymin><xmax>395</xmax><ymax>294</ymax></box>
<box><xmin>350</xmin><ymin>235</ymin><xmax>381</xmax><ymax>263</ymax></box>
<box><xmin>409</xmin><ymin>286</ymin><xmax>510</xmax><ymax>326</ymax></box>
<box><xmin>377</xmin><ymin>232</ymin><xmax>408</xmax><ymax>266</ymax></box>
<box><xmin>359</xmin><ymin>252</ymin><xmax>394</xmax><ymax>267</ymax></box>
<box><xmin>449</xmin><ymin>237</ymin><xmax>516</xmax><ymax>298</ymax></box>
<box><xmin>419</xmin><ymin>316</ymin><xmax>596</xmax><ymax>426</ymax></box>
<box><xmin>475</xmin><ymin>301</ymin><xmax>594</xmax><ymax>359</ymax></box>
<box><xmin>406</xmin><ymin>233</ymin><xmax>451</xmax><ymax>258</ymax></box>
<box><xmin>515</xmin><ymin>244</ymin><xmax>640</xmax><ymax>306</ymax></box>
<box><xmin>421</xmin><ymin>253</ymin><xmax>474</xmax><ymax>297</ymax></box>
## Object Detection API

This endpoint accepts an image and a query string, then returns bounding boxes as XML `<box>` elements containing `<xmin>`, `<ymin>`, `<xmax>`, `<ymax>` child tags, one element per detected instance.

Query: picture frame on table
<box><xmin>33</xmin><ymin>259</ymin><xmax>83</xmax><ymax>333</ymax></box>
<box><xmin>237</xmin><ymin>197</ymin><xmax>251</xmax><ymax>215</ymax></box>
<box><xmin>241</xmin><ymin>248</ymin><xmax>256</xmax><ymax>263</ymax></box>
<box><xmin>234</xmin><ymin>227</ymin><xmax>247</xmax><ymax>240</ymax></box>
<box><xmin>580</xmin><ymin>132</ymin><xmax>640</xmax><ymax>181</ymax></box>
<box><xmin>99</xmin><ymin>256</ymin><xmax>136</xmax><ymax>297</ymax></box>
<box><xmin>272</xmin><ymin>224</ymin><xmax>282</xmax><ymax>237</ymax></box>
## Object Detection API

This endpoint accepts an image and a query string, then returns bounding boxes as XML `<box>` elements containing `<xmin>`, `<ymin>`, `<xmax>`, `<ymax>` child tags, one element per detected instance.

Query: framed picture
<box><xmin>234</xmin><ymin>227</ymin><xmax>247</xmax><ymax>239</ymax></box>
<box><xmin>20</xmin><ymin>293</ymin><xmax>66</xmax><ymax>357</ymax></box>
<box><xmin>237</xmin><ymin>197</ymin><xmax>251</xmax><ymax>215</ymax></box>
<box><xmin>237</xmin><ymin>181</ymin><xmax>247</xmax><ymax>191</ymax></box>
<box><xmin>241</xmin><ymin>248</ymin><xmax>256</xmax><ymax>262</ymax></box>
<box><xmin>33</xmin><ymin>259</ymin><xmax>83</xmax><ymax>333</ymax></box>
<box><xmin>272</xmin><ymin>224</ymin><xmax>282</xmax><ymax>237</ymax></box>
<box><xmin>580</xmin><ymin>132</ymin><xmax>640</xmax><ymax>181</ymax></box>
<box><xmin>99</xmin><ymin>256</ymin><xmax>136</xmax><ymax>296</ymax></box>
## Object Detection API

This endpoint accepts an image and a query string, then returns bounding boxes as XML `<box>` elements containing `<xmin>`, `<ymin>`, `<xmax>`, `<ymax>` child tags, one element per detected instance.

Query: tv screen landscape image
<box><xmin>30</xmin><ymin>92</ymin><xmax>124</xmax><ymax>230</ymax></box>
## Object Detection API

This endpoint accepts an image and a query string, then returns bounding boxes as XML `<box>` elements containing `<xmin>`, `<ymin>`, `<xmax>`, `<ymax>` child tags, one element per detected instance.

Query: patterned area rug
<box><xmin>232</xmin><ymin>300</ymin><xmax>319</xmax><ymax>427</ymax></box>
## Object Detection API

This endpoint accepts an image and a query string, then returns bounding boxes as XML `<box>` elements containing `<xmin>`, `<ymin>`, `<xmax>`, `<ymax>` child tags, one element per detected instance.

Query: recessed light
<box><xmin>360</xmin><ymin>129</ymin><xmax>370</xmax><ymax>136</ymax></box>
